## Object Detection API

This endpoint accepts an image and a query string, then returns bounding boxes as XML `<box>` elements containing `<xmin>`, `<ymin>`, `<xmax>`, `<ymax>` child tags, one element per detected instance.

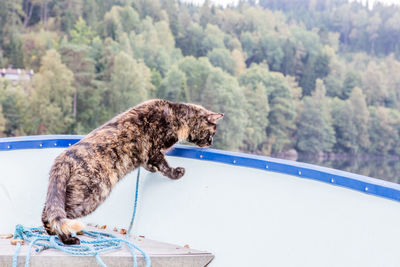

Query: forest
<box><xmin>1</xmin><ymin>0</ymin><xmax>400</xmax><ymax>158</ymax></box>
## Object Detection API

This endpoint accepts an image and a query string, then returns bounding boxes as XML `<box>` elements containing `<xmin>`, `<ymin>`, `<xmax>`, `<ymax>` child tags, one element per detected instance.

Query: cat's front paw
<box><xmin>170</xmin><ymin>167</ymin><xmax>185</xmax><ymax>179</ymax></box>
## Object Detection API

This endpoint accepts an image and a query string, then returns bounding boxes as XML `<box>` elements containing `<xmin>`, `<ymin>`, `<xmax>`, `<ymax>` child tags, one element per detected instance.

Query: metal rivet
<box><xmin>298</xmin><ymin>171</ymin><xmax>302</xmax><ymax>175</ymax></box>
<box><xmin>365</xmin><ymin>187</ymin><xmax>369</xmax><ymax>191</ymax></box>
<box><xmin>39</xmin><ymin>144</ymin><xmax>43</xmax><ymax>147</ymax></box>
<box><xmin>199</xmin><ymin>155</ymin><xmax>203</xmax><ymax>158</ymax></box>
<box><xmin>266</xmin><ymin>165</ymin><xmax>269</xmax><ymax>169</ymax></box>
<box><xmin>331</xmin><ymin>178</ymin><xmax>335</xmax><ymax>183</ymax></box>
<box><xmin>68</xmin><ymin>143</ymin><xmax>71</xmax><ymax>146</ymax></box>
<box><xmin>7</xmin><ymin>145</ymin><xmax>10</xmax><ymax>149</ymax></box>
<box><xmin>233</xmin><ymin>160</ymin><xmax>236</xmax><ymax>164</ymax></box>
<box><xmin>54</xmin><ymin>143</ymin><xmax>57</xmax><ymax>146</ymax></box>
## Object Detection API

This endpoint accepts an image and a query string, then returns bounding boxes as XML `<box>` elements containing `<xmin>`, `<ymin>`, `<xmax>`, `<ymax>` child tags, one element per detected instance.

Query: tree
<box><xmin>104</xmin><ymin>5</ymin><xmax>140</xmax><ymax>41</ymax></box>
<box><xmin>368</xmin><ymin>106</ymin><xmax>400</xmax><ymax>155</ymax></box>
<box><xmin>161</xmin><ymin>0</ymin><xmax>181</xmax><ymax>38</ymax></box>
<box><xmin>30</xmin><ymin>49</ymin><xmax>75</xmax><ymax>134</ymax></box>
<box><xmin>331</xmin><ymin>87</ymin><xmax>370</xmax><ymax>153</ymax></box>
<box><xmin>201</xmin><ymin>24</ymin><xmax>226</xmax><ymax>54</ymax></box>
<box><xmin>0</xmin><ymin>105</ymin><xmax>5</xmax><ymax>137</ymax></box>
<box><xmin>70</xmin><ymin>17</ymin><xmax>95</xmax><ymax>46</ymax></box>
<box><xmin>106</xmin><ymin>51</ymin><xmax>154</xmax><ymax>116</ymax></box>
<box><xmin>176</xmin><ymin>22</ymin><xmax>204</xmax><ymax>57</ymax></box>
<box><xmin>239</xmin><ymin>68</ymin><xmax>269</xmax><ymax>153</ymax></box>
<box><xmin>341</xmin><ymin>71</ymin><xmax>361</xmax><ymax>100</ymax></box>
<box><xmin>208</xmin><ymin>48</ymin><xmax>236</xmax><ymax>75</ymax></box>
<box><xmin>0</xmin><ymin>0</ymin><xmax>23</xmax><ymax>67</ymax></box>
<box><xmin>130</xmin><ymin>19</ymin><xmax>178</xmax><ymax>76</ymax></box>
<box><xmin>0</xmin><ymin>79</ymin><xmax>29</xmax><ymax>136</ymax></box>
<box><xmin>21</xmin><ymin>30</ymin><xmax>58</xmax><ymax>71</ymax></box>
<box><xmin>296</xmin><ymin>80</ymin><xmax>335</xmax><ymax>154</ymax></box>
<box><xmin>178</xmin><ymin>57</ymin><xmax>247</xmax><ymax>151</ymax></box>
<box><xmin>348</xmin><ymin>87</ymin><xmax>370</xmax><ymax>152</ymax></box>
<box><xmin>231</xmin><ymin>49</ymin><xmax>246</xmax><ymax>76</ymax></box>
<box><xmin>200</xmin><ymin>67</ymin><xmax>247</xmax><ymax>151</ymax></box>
<box><xmin>59</xmin><ymin>42</ymin><xmax>101</xmax><ymax>133</ymax></box>
<box><xmin>362</xmin><ymin>61</ymin><xmax>389</xmax><ymax>106</ymax></box>
<box><xmin>237</xmin><ymin>63</ymin><xmax>297</xmax><ymax>153</ymax></box>
<box><xmin>158</xmin><ymin>65</ymin><xmax>189</xmax><ymax>102</ymax></box>
<box><xmin>265</xmin><ymin>72</ymin><xmax>297</xmax><ymax>153</ymax></box>
<box><xmin>53</xmin><ymin>0</ymin><xmax>84</xmax><ymax>33</ymax></box>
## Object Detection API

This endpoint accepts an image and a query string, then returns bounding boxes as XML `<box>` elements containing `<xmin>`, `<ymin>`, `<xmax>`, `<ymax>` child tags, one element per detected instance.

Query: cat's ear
<box><xmin>206</xmin><ymin>113</ymin><xmax>224</xmax><ymax>123</ymax></box>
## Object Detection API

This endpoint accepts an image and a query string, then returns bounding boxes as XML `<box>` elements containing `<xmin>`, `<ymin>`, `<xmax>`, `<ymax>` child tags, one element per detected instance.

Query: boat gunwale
<box><xmin>1</xmin><ymin>135</ymin><xmax>399</xmax><ymax>202</ymax></box>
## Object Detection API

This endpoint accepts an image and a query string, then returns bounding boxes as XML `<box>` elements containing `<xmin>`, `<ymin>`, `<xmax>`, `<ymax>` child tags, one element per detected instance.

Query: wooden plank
<box><xmin>0</xmin><ymin>228</ymin><xmax>214</xmax><ymax>267</ymax></box>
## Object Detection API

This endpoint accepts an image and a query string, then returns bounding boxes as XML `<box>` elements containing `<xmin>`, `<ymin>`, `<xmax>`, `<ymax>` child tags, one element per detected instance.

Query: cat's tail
<box><xmin>42</xmin><ymin>162</ymin><xmax>84</xmax><ymax>244</ymax></box>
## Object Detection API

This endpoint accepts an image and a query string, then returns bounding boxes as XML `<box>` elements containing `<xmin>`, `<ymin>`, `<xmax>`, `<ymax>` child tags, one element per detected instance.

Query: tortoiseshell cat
<box><xmin>42</xmin><ymin>99</ymin><xmax>223</xmax><ymax>244</ymax></box>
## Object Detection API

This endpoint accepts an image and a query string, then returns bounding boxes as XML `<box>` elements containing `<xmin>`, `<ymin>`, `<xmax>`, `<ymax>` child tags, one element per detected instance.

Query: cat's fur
<box><xmin>41</xmin><ymin>99</ymin><xmax>223</xmax><ymax>244</ymax></box>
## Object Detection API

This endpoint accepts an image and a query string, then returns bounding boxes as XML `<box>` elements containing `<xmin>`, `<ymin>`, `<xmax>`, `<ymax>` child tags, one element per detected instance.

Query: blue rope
<box><xmin>12</xmin><ymin>168</ymin><xmax>151</xmax><ymax>267</ymax></box>
<box><xmin>127</xmin><ymin>167</ymin><xmax>140</xmax><ymax>237</ymax></box>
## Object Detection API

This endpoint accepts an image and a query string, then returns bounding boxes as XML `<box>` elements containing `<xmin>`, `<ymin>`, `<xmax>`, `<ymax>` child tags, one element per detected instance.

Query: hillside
<box><xmin>1</xmin><ymin>0</ymin><xmax>400</xmax><ymax>157</ymax></box>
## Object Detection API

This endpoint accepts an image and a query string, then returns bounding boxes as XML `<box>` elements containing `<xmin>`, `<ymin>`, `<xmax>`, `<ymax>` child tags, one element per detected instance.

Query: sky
<box><xmin>187</xmin><ymin>0</ymin><xmax>400</xmax><ymax>7</ymax></box>
<box><xmin>353</xmin><ymin>0</ymin><xmax>399</xmax><ymax>6</ymax></box>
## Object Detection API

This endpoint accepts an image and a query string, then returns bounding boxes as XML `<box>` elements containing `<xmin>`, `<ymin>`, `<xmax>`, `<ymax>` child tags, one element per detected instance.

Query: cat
<box><xmin>41</xmin><ymin>99</ymin><xmax>223</xmax><ymax>245</ymax></box>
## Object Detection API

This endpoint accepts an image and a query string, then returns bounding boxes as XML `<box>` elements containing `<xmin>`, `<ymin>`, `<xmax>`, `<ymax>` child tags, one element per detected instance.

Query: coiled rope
<box><xmin>12</xmin><ymin>168</ymin><xmax>150</xmax><ymax>267</ymax></box>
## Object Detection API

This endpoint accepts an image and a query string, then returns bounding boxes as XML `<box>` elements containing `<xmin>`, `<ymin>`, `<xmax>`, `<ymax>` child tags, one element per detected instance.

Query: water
<box><xmin>296</xmin><ymin>154</ymin><xmax>400</xmax><ymax>184</ymax></box>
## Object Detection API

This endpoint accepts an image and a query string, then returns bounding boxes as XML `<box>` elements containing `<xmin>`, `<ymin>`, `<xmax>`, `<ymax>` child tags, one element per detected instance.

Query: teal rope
<box><xmin>12</xmin><ymin>168</ymin><xmax>151</xmax><ymax>267</ymax></box>
<box><xmin>127</xmin><ymin>167</ymin><xmax>140</xmax><ymax>237</ymax></box>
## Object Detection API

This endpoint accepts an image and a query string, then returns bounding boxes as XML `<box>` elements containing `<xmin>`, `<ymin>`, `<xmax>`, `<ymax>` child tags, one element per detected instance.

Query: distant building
<box><xmin>1</xmin><ymin>68</ymin><xmax>34</xmax><ymax>83</ymax></box>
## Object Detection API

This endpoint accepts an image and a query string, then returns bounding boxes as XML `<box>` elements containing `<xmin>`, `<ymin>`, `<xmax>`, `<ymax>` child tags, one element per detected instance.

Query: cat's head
<box><xmin>187</xmin><ymin>110</ymin><xmax>224</xmax><ymax>148</ymax></box>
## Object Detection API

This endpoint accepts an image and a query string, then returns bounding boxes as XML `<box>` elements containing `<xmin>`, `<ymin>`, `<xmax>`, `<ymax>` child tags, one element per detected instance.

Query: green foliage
<box><xmin>0</xmin><ymin>79</ymin><xmax>29</xmax><ymax>136</ymax></box>
<box><xmin>2</xmin><ymin>0</ymin><xmax>400</xmax><ymax>159</ymax></box>
<box><xmin>239</xmin><ymin>67</ymin><xmax>269</xmax><ymax>152</ymax></box>
<box><xmin>30</xmin><ymin>50</ymin><xmax>75</xmax><ymax>134</ymax></box>
<box><xmin>70</xmin><ymin>17</ymin><xmax>96</xmax><ymax>45</ymax></box>
<box><xmin>130</xmin><ymin>19</ymin><xmax>179</xmax><ymax>75</ymax></box>
<box><xmin>341</xmin><ymin>71</ymin><xmax>361</xmax><ymax>100</ymax></box>
<box><xmin>106</xmin><ymin>51</ymin><xmax>154</xmax><ymax>116</ymax></box>
<box><xmin>368</xmin><ymin>106</ymin><xmax>400</xmax><ymax>155</ymax></box>
<box><xmin>59</xmin><ymin>42</ymin><xmax>101</xmax><ymax>133</ymax></box>
<box><xmin>202</xmin><ymin>24</ymin><xmax>226</xmax><ymax>53</ymax></box>
<box><xmin>198</xmin><ymin>65</ymin><xmax>247</xmax><ymax>151</ymax></box>
<box><xmin>0</xmin><ymin>105</ymin><xmax>5</xmax><ymax>137</ymax></box>
<box><xmin>21</xmin><ymin>30</ymin><xmax>59</xmax><ymax>71</ymax></box>
<box><xmin>265</xmin><ymin>72</ymin><xmax>297</xmax><ymax>153</ymax></box>
<box><xmin>207</xmin><ymin>48</ymin><xmax>236</xmax><ymax>75</ymax></box>
<box><xmin>104</xmin><ymin>5</ymin><xmax>140</xmax><ymax>41</ymax></box>
<box><xmin>177</xmin><ymin>57</ymin><xmax>247</xmax><ymax>151</ymax></box>
<box><xmin>331</xmin><ymin>87</ymin><xmax>370</xmax><ymax>153</ymax></box>
<box><xmin>176</xmin><ymin>22</ymin><xmax>204</xmax><ymax>57</ymax></box>
<box><xmin>158</xmin><ymin>65</ymin><xmax>189</xmax><ymax>102</ymax></box>
<box><xmin>296</xmin><ymin>80</ymin><xmax>335</xmax><ymax>154</ymax></box>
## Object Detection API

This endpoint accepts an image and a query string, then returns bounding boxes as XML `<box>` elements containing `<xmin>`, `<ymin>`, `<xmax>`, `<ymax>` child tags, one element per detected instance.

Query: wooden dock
<box><xmin>0</xmin><ymin>228</ymin><xmax>214</xmax><ymax>267</ymax></box>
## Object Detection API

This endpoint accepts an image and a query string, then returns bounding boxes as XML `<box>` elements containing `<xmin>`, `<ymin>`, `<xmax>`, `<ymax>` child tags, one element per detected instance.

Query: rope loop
<box><xmin>12</xmin><ymin>169</ymin><xmax>150</xmax><ymax>267</ymax></box>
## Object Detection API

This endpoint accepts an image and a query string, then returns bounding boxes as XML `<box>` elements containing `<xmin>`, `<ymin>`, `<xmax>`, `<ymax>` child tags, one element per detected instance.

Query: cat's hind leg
<box><xmin>42</xmin><ymin>206</ymin><xmax>80</xmax><ymax>244</ymax></box>
<box><xmin>42</xmin><ymin>207</ymin><xmax>56</xmax><ymax>235</ymax></box>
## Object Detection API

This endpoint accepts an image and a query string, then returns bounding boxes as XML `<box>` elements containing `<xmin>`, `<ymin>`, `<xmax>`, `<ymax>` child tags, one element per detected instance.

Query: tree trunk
<box><xmin>73</xmin><ymin>89</ymin><xmax>77</xmax><ymax>121</ymax></box>
<box><xmin>23</xmin><ymin>0</ymin><xmax>34</xmax><ymax>28</ymax></box>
